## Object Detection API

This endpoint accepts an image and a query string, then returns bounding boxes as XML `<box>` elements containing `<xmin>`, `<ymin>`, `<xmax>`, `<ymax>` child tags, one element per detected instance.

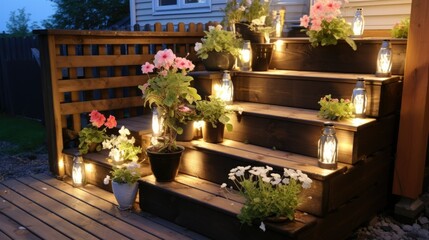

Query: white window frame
<box><xmin>153</xmin><ymin>0</ymin><xmax>211</xmax><ymax>15</ymax></box>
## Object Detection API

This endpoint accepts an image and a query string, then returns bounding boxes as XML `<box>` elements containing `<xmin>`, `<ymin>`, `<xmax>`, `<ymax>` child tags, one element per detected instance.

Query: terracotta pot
<box><xmin>176</xmin><ymin>121</ymin><xmax>194</xmax><ymax>141</ymax></box>
<box><xmin>112</xmin><ymin>181</ymin><xmax>138</xmax><ymax>210</ymax></box>
<box><xmin>202</xmin><ymin>51</ymin><xmax>235</xmax><ymax>71</ymax></box>
<box><xmin>146</xmin><ymin>145</ymin><xmax>184</xmax><ymax>182</ymax></box>
<box><xmin>202</xmin><ymin>122</ymin><xmax>225</xmax><ymax>143</ymax></box>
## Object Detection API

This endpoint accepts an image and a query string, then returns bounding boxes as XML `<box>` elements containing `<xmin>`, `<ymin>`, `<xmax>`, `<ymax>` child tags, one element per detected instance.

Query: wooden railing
<box><xmin>35</xmin><ymin>22</ymin><xmax>213</xmax><ymax>176</ymax></box>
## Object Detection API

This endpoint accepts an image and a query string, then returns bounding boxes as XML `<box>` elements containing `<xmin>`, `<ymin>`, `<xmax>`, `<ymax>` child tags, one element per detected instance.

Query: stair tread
<box><xmin>236</xmin><ymin>69</ymin><xmax>401</xmax><ymax>84</ymax></box>
<box><xmin>140</xmin><ymin>173</ymin><xmax>318</xmax><ymax>236</ymax></box>
<box><xmin>181</xmin><ymin>139</ymin><xmax>349</xmax><ymax>181</ymax></box>
<box><xmin>232</xmin><ymin>101</ymin><xmax>376</xmax><ymax>131</ymax></box>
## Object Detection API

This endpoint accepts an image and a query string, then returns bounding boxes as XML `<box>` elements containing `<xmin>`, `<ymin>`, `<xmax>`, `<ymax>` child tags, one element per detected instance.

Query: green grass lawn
<box><xmin>0</xmin><ymin>114</ymin><xmax>46</xmax><ymax>154</ymax></box>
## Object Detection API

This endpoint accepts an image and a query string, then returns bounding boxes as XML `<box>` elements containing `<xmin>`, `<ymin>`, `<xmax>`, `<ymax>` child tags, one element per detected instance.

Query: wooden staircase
<box><xmin>61</xmin><ymin>38</ymin><xmax>405</xmax><ymax>239</ymax></box>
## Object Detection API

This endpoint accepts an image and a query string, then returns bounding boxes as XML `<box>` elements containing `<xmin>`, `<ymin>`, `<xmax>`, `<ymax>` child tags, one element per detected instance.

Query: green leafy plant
<box><xmin>196</xmin><ymin>96</ymin><xmax>234</xmax><ymax>131</ymax></box>
<box><xmin>138</xmin><ymin>49</ymin><xmax>201</xmax><ymax>153</ymax></box>
<box><xmin>102</xmin><ymin>126</ymin><xmax>142</xmax><ymax>162</ymax></box>
<box><xmin>391</xmin><ymin>17</ymin><xmax>410</xmax><ymax>38</ymax></box>
<box><xmin>300</xmin><ymin>0</ymin><xmax>356</xmax><ymax>50</ymax></box>
<box><xmin>194</xmin><ymin>24</ymin><xmax>242</xmax><ymax>60</ymax></box>
<box><xmin>78</xmin><ymin>110</ymin><xmax>117</xmax><ymax>155</ymax></box>
<box><xmin>222</xmin><ymin>0</ymin><xmax>271</xmax><ymax>26</ymax></box>
<box><xmin>221</xmin><ymin>166</ymin><xmax>312</xmax><ymax>226</ymax></box>
<box><xmin>318</xmin><ymin>94</ymin><xmax>354</xmax><ymax>120</ymax></box>
<box><xmin>103</xmin><ymin>162</ymin><xmax>142</xmax><ymax>185</ymax></box>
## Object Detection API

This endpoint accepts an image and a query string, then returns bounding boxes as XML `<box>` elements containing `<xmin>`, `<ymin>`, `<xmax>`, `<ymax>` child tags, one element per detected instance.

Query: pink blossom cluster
<box><xmin>300</xmin><ymin>0</ymin><xmax>348</xmax><ymax>31</ymax></box>
<box><xmin>89</xmin><ymin>110</ymin><xmax>117</xmax><ymax>129</ymax></box>
<box><xmin>141</xmin><ymin>49</ymin><xmax>195</xmax><ymax>76</ymax></box>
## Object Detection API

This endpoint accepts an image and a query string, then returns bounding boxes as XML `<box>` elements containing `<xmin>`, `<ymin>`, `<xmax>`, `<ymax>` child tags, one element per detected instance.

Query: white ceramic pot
<box><xmin>111</xmin><ymin>181</ymin><xmax>138</xmax><ymax>210</ymax></box>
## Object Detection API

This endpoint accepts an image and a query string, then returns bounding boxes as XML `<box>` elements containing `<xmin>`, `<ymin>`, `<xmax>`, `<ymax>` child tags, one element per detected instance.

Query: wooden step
<box><xmin>139</xmin><ymin>174</ymin><xmax>318</xmax><ymax>240</ymax></box>
<box><xmin>62</xmin><ymin>148</ymin><xmax>152</xmax><ymax>192</ymax></box>
<box><xmin>270</xmin><ymin>38</ymin><xmax>406</xmax><ymax>75</ymax></box>
<box><xmin>179</xmin><ymin>139</ymin><xmax>393</xmax><ymax>217</ymax></box>
<box><xmin>191</xmin><ymin>70</ymin><xmax>402</xmax><ymax>118</ymax></box>
<box><xmin>225</xmin><ymin>101</ymin><xmax>398</xmax><ymax>164</ymax></box>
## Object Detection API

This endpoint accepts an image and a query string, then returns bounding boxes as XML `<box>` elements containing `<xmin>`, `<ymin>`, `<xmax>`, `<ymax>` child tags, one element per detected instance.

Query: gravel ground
<box><xmin>1</xmin><ymin>140</ymin><xmax>429</xmax><ymax>239</ymax></box>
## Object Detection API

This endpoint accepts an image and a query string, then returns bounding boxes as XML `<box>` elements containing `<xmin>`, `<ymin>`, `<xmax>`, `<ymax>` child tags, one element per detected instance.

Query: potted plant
<box><xmin>221</xmin><ymin>165</ymin><xmax>312</xmax><ymax>229</ymax></box>
<box><xmin>138</xmin><ymin>49</ymin><xmax>201</xmax><ymax>182</ymax></box>
<box><xmin>299</xmin><ymin>0</ymin><xmax>356</xmax><ymax>50</ymax></box>
<box><xmin>222</xmin><ymin>0</ymin><xmax>273</xmax><ymax>43</ymax></box>
<box><xmin>318</xmin><ymin>94</ymin><xmax>354</xmax><ymax>120</ymax></box>
<box><xmin>78</xmin><ymin>110</ymin><xmax>117</xmax><ymax>155</ymax></box>
<box><xmin>103</xmin><ymin>162</ymin><xmax>142</xmax><ymax>210</ymax></box>
<box><xmin>175</xmin><ymin>103</ymin><xmax>198</xmax><ymax>141</ymax></box>
<box><xmin>196</xmin><ymin>96</ymin><xmax>234</xmax><ymax>143</ymax></box>
<box><xmin>102</xmin><ymin>126</ymin><xmax>143</xmax><ymax>165</ymax></box>
<box><xmin>194</xmin><ymin>24</ymin><xmax>242</xmax><ymax>71</ymax></box>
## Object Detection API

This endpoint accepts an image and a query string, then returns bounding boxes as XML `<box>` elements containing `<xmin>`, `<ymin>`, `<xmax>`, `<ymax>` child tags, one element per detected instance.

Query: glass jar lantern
<box><xmin>72</xmin><ymin>154</ymin><xmax>86</xmax><ymax>187</ymax></box>
<box><xmin>219</xmin><ymin>70</ymin><xmax>234</xmax><ymax>105</ymax></box>
<box><xmin>240</xmin><ymin>40</ymin><xmax>252</xmax><ymax>71</ymax></box>
<box><xmin>318</xmin><ymin>123</ymin><xmax>338</xmax><ymax>169</ymax></box>
<box><xmin>375</xmin><ymin>40</ymin><xmax>392</xmax><ymax>77</ymax></box>
<box><xmin>351</xmin><ymin>78</ymin><xmax>368</xmax><ymax>118</ymax></box>
<box><xmin>352</xmin><ymin>8</ymin><xmax>365</xmax><ymax>37</ymax></box>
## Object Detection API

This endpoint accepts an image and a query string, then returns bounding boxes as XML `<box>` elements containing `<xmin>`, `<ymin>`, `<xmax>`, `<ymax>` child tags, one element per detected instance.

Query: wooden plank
<box><xmin>140</xmin><ymin>174</ymin><xmax>317</xmax><ymax>240</ymax></box>
<box><xmin>5</xmin><ymin>177</ymin><xmax>148</xmax><ymax>239</ymax></box>
<box><xmin>270</xmin><ymin>38</ymin><xmax>406</xmax><ymax>75</ymax></box>
<box><xmin>185</xmin><ymin>139</ymin><xmax>348</xmax><ymax>179</ymax></box>
<box><xmin>232</xmin><ymin>71</ymin><xmax>403</xmax><ymax>117</ymax></box>
<box><xmin>60</xmin><ymin>96</ymin><xmax>144</xmax><ymax>114</ymax></box>
<box><xmin>0</xmin><ymin>182</ymin><xmax>98</xmax><ymax>240</ymax></box>
<box><xmin>56</xmin><ymin>55</ymin><xmax>145</xmax><ymax>68</ymax></box>
<box><xmin>0</xmin><ymin>212</ymin><xmax>40</xmax><ymax>240</ymax></box>
<box><xmin>57</xmin><ymin>75</ymin><xmax>147</xmax><ymax>92</ymax></box>
<box><xmin>32</xmin><ymin>174</ymin><xmax>204</xmax><ymax>240</ymax></box>
<box><xmin>393</xmin><ymin>0</ymin><xmax>429</xmax><ymax>199</ymax></box>
<box><xmin>0</xmin><ymin>193</ymin><xmax>68</xmax><ymax>239</ymax></box>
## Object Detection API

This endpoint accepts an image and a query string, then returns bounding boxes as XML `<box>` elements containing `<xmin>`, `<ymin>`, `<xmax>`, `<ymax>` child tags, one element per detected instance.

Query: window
<box><xmin>153</xmin><ymin>0</ymin><xmax>211</xmax><ymax>15</ymax></box>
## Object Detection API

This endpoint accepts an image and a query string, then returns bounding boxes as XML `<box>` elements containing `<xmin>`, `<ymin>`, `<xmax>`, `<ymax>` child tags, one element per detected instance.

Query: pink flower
<box><xmin>89</xmin><ymin>110</ymin><xmax>106</xmax><ymax>128</ymax></box>
<box><xmin>300</xmin><ymin>15</ymin><xmax>310</xmax><ymax>28</ymax></box>
<box><xmin>159</xmin><ymin>70</ymin><xmax>168</xmax><ymax>77</ymax></box>
<box><xmin>104</xmin><ymin>115</ymin><xmax>117</xmax><ymax>129</ymax></box>
<box><xmin>310</xmin><ymin>18</ymin><xmax>322</xmax><ymax>31</ymax></box>
<box><xmin>311</xmin><ymin>2</ymin><xmax>324</xmax><ymax>16</ymax></box>
<box><xmin>154</xmin><ymin>49</ymin><xmax>176</xmax><ymax>69</ymax></box>
<box><xmin>141</xmin><ymin>62</ymin><xmax>155</xmax><ymax>74</ymax></box>
<box><xmin>175</xmin><ymin>57</ymin><xmax>189</xmax><ymax>70</ymax></box>
<box><xmin>178</xmin><ymin>104</ymin><xmax>191</xmax><ymax>112</ymax></box>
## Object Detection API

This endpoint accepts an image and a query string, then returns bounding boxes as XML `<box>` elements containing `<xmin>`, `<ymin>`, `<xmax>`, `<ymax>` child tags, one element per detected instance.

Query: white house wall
<box><xmin>133</xmin><ymin>0</ymin><xmax>410</xmax><ymax>31</ymax></box>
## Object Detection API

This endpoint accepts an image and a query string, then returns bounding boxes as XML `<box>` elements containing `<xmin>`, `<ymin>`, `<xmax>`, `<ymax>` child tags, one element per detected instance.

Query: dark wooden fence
<box><xmin>0</xmin><ymin>36</ymin><xmax>44</xmax><ymax>120</ymax></box>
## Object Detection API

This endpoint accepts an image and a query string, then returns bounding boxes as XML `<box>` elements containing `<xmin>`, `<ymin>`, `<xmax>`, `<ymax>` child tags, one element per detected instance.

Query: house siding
<box><xmin>133</xmin><ymin>0</ymin><xmax>410</xmax><ymax>31</ymax></box>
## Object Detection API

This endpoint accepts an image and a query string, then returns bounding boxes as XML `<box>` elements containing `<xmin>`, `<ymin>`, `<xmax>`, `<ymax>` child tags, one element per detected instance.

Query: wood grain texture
<box><xmin>270</xmin><ymin>38</ymin><xmax>407</xmax><ymax>75</ymax></box>
<box><xmin>393</xmin><ymin>0</ymin><xmax>429</xmax><ymax>199</ymax></box>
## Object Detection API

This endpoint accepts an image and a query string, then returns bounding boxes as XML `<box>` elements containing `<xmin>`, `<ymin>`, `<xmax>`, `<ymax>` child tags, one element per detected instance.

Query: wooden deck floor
<box><xmin>0</xmin><ymin>173</ymin><xmax>209</xmax><ymax>240</ymax></box>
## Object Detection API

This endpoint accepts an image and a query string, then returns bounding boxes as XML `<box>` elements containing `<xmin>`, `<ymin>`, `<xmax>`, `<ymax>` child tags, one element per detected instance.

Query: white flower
<box><xmin>230</xmin><ymin>167</ymin><xmax>238</xmax><ymax>173</ymax></box>
<box><xmin>262</xmin><ymin>176</ymin><xmax>272</xmax><ymax>183</ymax></box>
<box><xmin>221</xmin><ymin>183</ymin><xmax>227</xmax><ymax>188</ymax></box>
<box><xmin>259</xmin><ymin>221</ymin><xmax>266</xmax><ymax>232</ymax></box>
<box><xmin>282</xmin><ymin>178</ymin><xmax>290</xmax><ymax>185</ymax></box>
<box><xmin>194</xmin><ymin>42</ymin><xmax>202</xmax><ymax>52</ymax></box>
<box><xmin>208</xmin><ymin>25</ymin><xmax>215</xmax><ymax>31</ymax></box>
<box><xmin>118</xmin><ymin>126</ymin><xmax>130</xmax><ymax>136</ymax></box>
<box><xmin>215</xmin><ymin>24</ymin><xmax>223</xmax><ymax>31</ymax></box>
<box><xmin>103</xmin><ymin>175</ymin><xmax>111</xmax><ymax>185</ymax></box>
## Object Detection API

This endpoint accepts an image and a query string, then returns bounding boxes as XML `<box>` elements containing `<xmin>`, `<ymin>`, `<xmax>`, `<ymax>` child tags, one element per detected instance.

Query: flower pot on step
<box><xmin>112</xmin><ymin>181</ymin><xmax>138</xmax><ymax>210</ymax></box>
<box><xmin>176</xmin><ymin>121</ymin><xmax>195</xmax><ymax>141</ymax></box>
<box><xmin>202</xmin><ymin>51</ymin><xmax>235</xmax><ymax>71</ymax></box>
<box><xmin>203</xmin><ymin>122</ymin><xmax>225</xmax><ymax>143</ymax></box>
<box><xmin>146</xmin><ymin>145</ymin><xmax>185</xmax><ymax>182</ymax></box>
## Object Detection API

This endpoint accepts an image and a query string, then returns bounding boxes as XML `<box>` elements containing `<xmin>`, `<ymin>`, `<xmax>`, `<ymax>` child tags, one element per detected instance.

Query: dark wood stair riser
<box><xmin>180</xmin><ymin>145</ymin><xmax>393</xmax><ymax>217</ymax></box>
<box><xmin>233</xmin><ymin>72</ymin><xmax>402</xmax><ymax>118</ymax></box>
<box><xmin>225</xmin><ymin>112</ymin><xmax>397</xmax><ymax>164</ymax></box>
<box><xmin>270</xmin><ymin>38</ymin><xmax>406</xmax><ymax>75</ymax></box>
